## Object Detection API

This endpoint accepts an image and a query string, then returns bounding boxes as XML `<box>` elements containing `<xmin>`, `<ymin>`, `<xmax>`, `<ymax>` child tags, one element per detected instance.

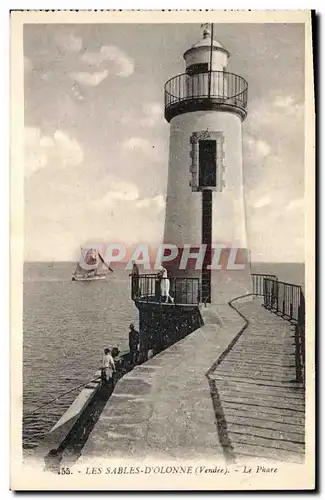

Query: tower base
<box><xmin>210</xmin><ymin>269</ymin><xmax>253</xmax><ymax>304</ymax></box>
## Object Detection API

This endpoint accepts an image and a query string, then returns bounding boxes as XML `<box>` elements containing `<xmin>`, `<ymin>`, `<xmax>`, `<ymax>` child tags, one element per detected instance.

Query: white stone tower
<box><xmin>163</xmin><ymin>25</ymin><xmax>252</xmax><ymax>304</ymax></box>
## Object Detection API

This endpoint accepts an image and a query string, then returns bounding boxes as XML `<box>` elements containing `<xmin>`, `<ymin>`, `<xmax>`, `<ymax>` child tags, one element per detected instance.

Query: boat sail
<box><xmin>72</xmin><ymin>248</ymin><xmax>114</xmax><ymax>281</ymax></box>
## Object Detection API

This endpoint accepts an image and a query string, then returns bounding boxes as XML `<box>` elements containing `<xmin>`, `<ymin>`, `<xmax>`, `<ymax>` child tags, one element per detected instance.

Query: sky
<box><xmin>24</xmin><ymin>22</ymin><xmax>305</xmax><ymax>262</ymax></box>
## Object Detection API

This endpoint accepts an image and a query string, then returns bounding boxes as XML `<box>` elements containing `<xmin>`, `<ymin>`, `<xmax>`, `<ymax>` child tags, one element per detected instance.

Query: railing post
<box><xmin>295</xmin><ymin>321</ymin><xmax>302</xmax><ymax>383</ymax></box>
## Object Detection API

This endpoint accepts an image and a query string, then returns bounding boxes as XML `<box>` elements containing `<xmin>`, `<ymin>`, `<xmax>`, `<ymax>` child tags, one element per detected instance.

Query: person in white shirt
<box><xmin>158</xmin><ymin>266</ymin><xmax>174</xmax><ymax>304</ymax></box>
<box><xmin>101</xmin><ymin>348</ymin><xmax>116</xmax><ymax>385</ymax></box>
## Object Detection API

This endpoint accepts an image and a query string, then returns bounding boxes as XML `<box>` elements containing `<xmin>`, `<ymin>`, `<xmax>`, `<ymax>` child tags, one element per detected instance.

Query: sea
<box><xmin>23</xmin><ymin>261</ymin><xmax>305</xmax><ymax>450</ymax></box>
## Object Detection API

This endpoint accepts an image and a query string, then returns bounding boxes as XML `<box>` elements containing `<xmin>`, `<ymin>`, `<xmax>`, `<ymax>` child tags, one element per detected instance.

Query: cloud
<box><xmin>247</xmin><ymin>95</ymin><xmax>304</xmax><ymax>142</ymax></box>
<box><xmin>28</xmin><ymin>33</ymin><xmax>133</xmax><ymax>98</ymax></box>
<box><xmin>54</xmin><ymin>32</ymin><xmax>82</xmax><ymax>54</ymax></box>
<box><xmin>135</xmin><ymin>195</ymin><xmax>166</xmax><ymax>212</ymax></box>
<box><xmin>244</xmin><ymin>95</ymin><xmax>304</xmax><ymax>204</ymax></box>
<box><xmin>65</xmin><ymin>45</ymin><xmax>134</xmax><ymax>89</ymax></box>
<box><xmin>25</xmin><ymin>128</ymin><xmax>50</xmax><ymax>177</ymax></box>
<box><xmin>252</xmin><ymin>196</ymin><xmax>271</xmax><ymax>209</ymax></box>
<box><xmin>70</xmin><ymin>70</ymin><xmax>109</xmax><ymax>87</ymax></box>
<box><xmin>247</xmin><ymin>201</ymin><xmax>304</xmax><ymax>263</ymax></box>
<box><xmin>286</xmin><ymin>197</ymin><xmax>304</xmax><ymax>212</ymax></box>
<box><xmin>143</xmin><ymin>102</ymin><xmax>163</xmax><ymax>118</ymax></box>
<box><xmin>92</xmin><ymin>182</ymin><xmax>166</xmax><ymax>218</ymax></box>
<box><xmin>243</xmin><ymin>95</ymin><xmax>305</xmax><ymax>262</ymax></box>
<box><xmin>25</xmin><ymin>127</ymin><xmax>84</xmax><ymax>178</ymax></box>
<box><xmin>119</xmin><ymin>102</ymin><xmax>167</xmax><ymax>134</ymax></box>
<box><xmin>244</xmin><ymin>136</ymin><xmax>271</xmax><ymax>159</ymax></box>
<box><xmin>122</xmin><ymin>137</ymin><xmax>160</xmax><ymax>161</ymax></box>
<box><xmin>95</xmin><ymin>180</ymin><xmax>140</xmax><ymax>208</ymax></box>
<box><xmin>273</xmin><ymin>96</ymin><xmax>303</xmax><ymax>116</ymax></box>
<box><xmin>140</xmin><ymin>102</ymin><xmax>164</xmax><ymax>126</ymax></box>
<box><xmin>80</xmin><ymin>45</ymin><xmax>134</xmax><ymax>77</ymax></box>
<box><xmin>52</xmin><ymin>130</ymin><xmax>84</xmax><ymax>167</ymax></box>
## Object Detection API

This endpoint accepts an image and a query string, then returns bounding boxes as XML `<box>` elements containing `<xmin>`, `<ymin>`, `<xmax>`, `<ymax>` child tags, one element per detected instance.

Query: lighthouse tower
<box><xmin>163</xmin><ymin>25</ymin><xmax>252</xmax><ymax>304</ymax></box>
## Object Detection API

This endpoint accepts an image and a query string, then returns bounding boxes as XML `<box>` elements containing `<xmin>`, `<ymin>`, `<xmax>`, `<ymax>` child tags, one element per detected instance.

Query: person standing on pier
<box><xmin>129</xmin><ymin>323</ymin><xmax>140</xmax><ymax>365</ymax></box>
<box><xmin>158</xmin><ymin>266</ymin><xmax>174</xmax><ymax>304</ymax></box>
<box><xmin>101</xmin><ymin>348</ymin><xmax>116</xmax><ymax>387</ymax></box>
<box><xmin>129</xmin><ymin>261</ymin><xmax>140</xmax><ymax>299</ymax></box>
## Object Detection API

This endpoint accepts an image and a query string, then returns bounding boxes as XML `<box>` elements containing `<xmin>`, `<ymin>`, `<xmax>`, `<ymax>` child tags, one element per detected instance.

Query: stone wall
<box><xmin>136</xmin><ymin>303</ymin><xmax>203</xmax><ymax>362</ymax></box>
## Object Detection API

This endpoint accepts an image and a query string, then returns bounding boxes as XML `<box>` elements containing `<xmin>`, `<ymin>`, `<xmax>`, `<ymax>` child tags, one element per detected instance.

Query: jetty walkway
<box><xmin>75</xmin><ymin>298</ymin><xmax>305</xmax><ymax>465</ymax></box>
<box><xmin>209</xmin><ymin>300</ymin><xmax>305</xmax><ymax>464</ymax></box>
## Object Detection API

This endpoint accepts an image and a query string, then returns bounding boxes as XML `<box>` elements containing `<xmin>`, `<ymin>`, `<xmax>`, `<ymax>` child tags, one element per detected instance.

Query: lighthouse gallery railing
<box><xmin>132</xmin><ymin>274</ymin><xmax>200</xmax><ymax>306</ymax></box>
<box><xmin>164</xmin><ymin>71</ymin><xmax>248</xmax><ymax>112</ymax></box>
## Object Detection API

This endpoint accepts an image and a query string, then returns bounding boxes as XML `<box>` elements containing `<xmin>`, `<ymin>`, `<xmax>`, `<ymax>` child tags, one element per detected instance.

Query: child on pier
<box><xmin>101</xmin><ymin>348</ymin><xmax>116</xmax><ymax>386</ymax></box>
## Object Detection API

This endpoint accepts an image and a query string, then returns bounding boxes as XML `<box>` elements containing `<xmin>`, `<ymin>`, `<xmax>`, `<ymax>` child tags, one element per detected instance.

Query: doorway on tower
<box><xmin>199</xmin><ymin>140</ymin><xmax>217</xmax><ymax>188</ymax></box>
<box><xmin>201</xmin><ymin>190</ymin><xmax>212</xmax><ymax>303</ymax></box>
<box><xmin>199</xmin><ymin>139</ymin><xmax>216</xmax><ymax>303</ymax></box>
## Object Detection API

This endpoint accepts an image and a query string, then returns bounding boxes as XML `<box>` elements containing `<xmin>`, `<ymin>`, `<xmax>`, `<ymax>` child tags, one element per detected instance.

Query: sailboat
<box><xmin>72</xmin><ymin>248</ymin><xmax>114</xmax><ymax>281</ymax></box>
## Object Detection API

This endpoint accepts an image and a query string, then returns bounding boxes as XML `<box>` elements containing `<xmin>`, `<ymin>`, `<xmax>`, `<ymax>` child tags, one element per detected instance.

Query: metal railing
<box><xmin>131</xmin><ymin>274</ymin><xmax>200</xmax><ymax>306</ymax></box>
<box><xmin>263</xmin><ymin>278</ymin><xmax>302</xmax><ymax>322</ymax></box>
<box><xmin>263</xmin><ymin>278</ymin><xmax>305</xmax><ymax>384</ymax></box>
<box><xmin>295</xmin><ymin>293</ymin><xmax>305</xmax><ymax>385</ymax></box>
<box><xmin>164</xmin><ymin>70</ymin><xmax>248</xmax><ymax>113</ymax></box>
<box><xmin>252</xmin><ymin>273</ymin><xmax>278</xmax><ymax>297</ymax></box>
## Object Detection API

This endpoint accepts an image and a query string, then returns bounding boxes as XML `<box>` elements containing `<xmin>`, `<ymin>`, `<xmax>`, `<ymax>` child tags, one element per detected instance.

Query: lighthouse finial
<box><xmin>201</xmin><ymin>23</ymin><xmax>212</xmax><ymax>39</ymax></box>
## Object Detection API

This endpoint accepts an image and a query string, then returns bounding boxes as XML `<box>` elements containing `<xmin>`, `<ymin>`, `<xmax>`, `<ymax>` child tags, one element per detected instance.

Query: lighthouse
<box><xmin>163</xmin><ymin>25</ymin><xmax>252</xmax><ymax>304</ymax></box>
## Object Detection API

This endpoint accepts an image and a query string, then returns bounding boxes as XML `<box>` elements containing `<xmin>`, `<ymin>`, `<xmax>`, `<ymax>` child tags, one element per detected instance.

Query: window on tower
<box><xmin>198</xmin><ymin>140</ymin><xmax>217</xmax><ymax>188</ymax></box>
<box><xmin>186</xmin><ymin>63</ymin><xmax>209</xmax><ymax>76</ymax></box>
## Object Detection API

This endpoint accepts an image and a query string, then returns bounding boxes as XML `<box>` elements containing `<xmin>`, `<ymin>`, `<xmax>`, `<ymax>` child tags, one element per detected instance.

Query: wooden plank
<box><xmin>229</xmin><ymin>350</ymin><xmax>295</xmax><ymax>359</ymax></box>
<box><xmin>226</xmin><ymin>344</ymin><xmax>294</xmax><ymax>352</ymax></box>
<box><xmin>215</xmin><ymin>380</ymin><xmax>305</xmax><ymax>400</ymax></box>
<box><xmin>224</xmin><ymin>413</ymin><xmax>305</xmax><ymax>434</ymax></box>
<box><xmin>231</xmin><ymin>443</ymin><xmax>304</xmax><ymax>463</ymax></box>
<box><xmin>220</xmin><ymin>396</ymin><xmax>305</xmax><ymax>414</ymax></box>
<box><xmin>236</xmin><ymin>335</ymin><xmax>295</xmax><ymax>346</ymax></box>
<box><xmin>218</xmin><ymin>363</ymin><xmax>295</xmax><ymax>379</ymax></box>
<box><xmin>219</xmin><ymin>352</ymin><xmax>294</xmax><ymax>362</ymax></box>
<box><xmin>223</xmin><ymin>406</ymin><xmax>305</xmax><ymax>426</ymax></box>
<box><xmin>229</xmin><ymin>432</ymin><xmax>304</xmax><ymax>454</ymax></box>
<box><xmin>229</xmin><ymin>345</ymin><xmax>295</xmax><ymax>354</ymax></box>
<box><xmin>227</xmin><ymin>423</ymin><xmax>305</xmax><ymax>446</ymax></box>
<box><xmin>234</xmin><ymin>451</ymin><xmax>302</xmax><ymax>465</ymax></box>
<box><xmin>236</xmin><ymin>335</ymin><xmax>294</xmax><ymax>342</ymax></box>
<box><xmin>212</xmin><ymin>374</ymin><xmax>304</xmax><ymax>390</ymax></box>
<box><xmin>222</xmin><ymin>358</ymin><xmax>296</xmax><ymax>368</ymax></box>
<box><xmin>214</xmin><ymin>368</ymin><xmax>296</xmax><ymax>381</ymax></box>
<box><xmin>219</xmin><ymin>359</ymin><xmax>295</xmax><ymax>370</ymax></box>
<box><xmin>225</xmin><ymin>350</ymin><xmax>295</xmax><ymax>365</ymax></box>
<box><xmin>237</xmin><ymin>343</ymin><xmax>294</xmax><ymax>349</ymax></box>
<box><xmin>222</xmin><ymin>401</ymin><xmax>305</xmax><ymax>424</ymax></box>
<box><xmin>214</xmin><ymin>368</ymin><xmax>296</xmax><ymax>383</ymax></box>
<box><xmin>218</xmin><ymin>389</ymin><xmax>305</xmax><ymax>411</ymax></box>
<box><xmin>221</xmin><ymin>356</ymin><xmax>296</xmax><ymax>368</ymax></box>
